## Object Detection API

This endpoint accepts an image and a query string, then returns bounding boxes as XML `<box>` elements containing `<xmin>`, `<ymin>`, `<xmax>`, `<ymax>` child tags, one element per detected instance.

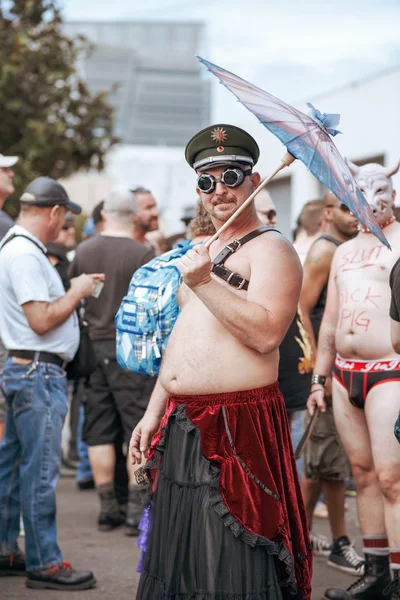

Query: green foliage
<box><xmin>0</xmin><ymin>0</ymin><xmax>115</xmax><ymax>215</ymax></box>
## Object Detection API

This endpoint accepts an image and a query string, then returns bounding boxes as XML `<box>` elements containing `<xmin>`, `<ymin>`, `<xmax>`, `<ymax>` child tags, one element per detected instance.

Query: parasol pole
<box><xmin>205</xmin><ymin>151</ymin><xmax>296</xmax><ymax>249</ymax></box>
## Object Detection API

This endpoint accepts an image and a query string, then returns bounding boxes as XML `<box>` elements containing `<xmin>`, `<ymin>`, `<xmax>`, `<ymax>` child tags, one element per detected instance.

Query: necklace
<box><xmin>358</xmin><ymin>215</ymin><xmax>396</xmax><ymax>234</ymax></box>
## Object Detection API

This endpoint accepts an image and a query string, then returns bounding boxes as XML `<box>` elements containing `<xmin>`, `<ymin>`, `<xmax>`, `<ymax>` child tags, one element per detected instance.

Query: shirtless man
<box><xmin>308</xmin><ymin>161</ymin><xmax>400</xmax><ymax>599</ymax></box>
<box><xmin>130</xmin><ymin>125</ymin><xmax>312</xmax><ymax>600</ymax></box>
<box><xmin>300</xmin><ymin>192</ymin><xmax>362</xmax><ymax>574</ymax></box>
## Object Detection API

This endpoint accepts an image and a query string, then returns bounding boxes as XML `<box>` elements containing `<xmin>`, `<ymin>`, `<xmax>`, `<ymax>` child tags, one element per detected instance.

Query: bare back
<box><xmin>160</xmin><ymin>231</ymin><xmax>302</xmax><ymax>394</ymax></box>
<box><xmin>333</xmin><ymin>222</ymin><xmax>400</xmax><ymax>360</ymax></box>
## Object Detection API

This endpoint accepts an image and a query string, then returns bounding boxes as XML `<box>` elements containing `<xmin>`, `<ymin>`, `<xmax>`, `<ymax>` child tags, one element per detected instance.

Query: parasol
<box><xmin>198</xmin><ymin>56</ymin><xmax>389</xmax><ymax>249</ymax></box>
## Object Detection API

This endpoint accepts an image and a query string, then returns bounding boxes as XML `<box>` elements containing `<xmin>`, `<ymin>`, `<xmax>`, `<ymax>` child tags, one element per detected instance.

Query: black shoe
<box><xmin>0</xmin><ymin>551</ymin><xmax>26</xmax><ymax>576</ymax></box>
<box><xmin>125</xmin><ymin>486</ymin><xmax>143</xmax><ymax>537</ymax></box>
<box><xmin>98</xmin><ymin>511</ymin><xmax>125</xmax><ymax>531</ymax></box>
<box><xmin>384</xmin><ymin>569</ymin><xmax>400</xmax><ymax>600</ymax></box>
<box><xmin>310</xmin><ymin>532</ymin><xmax>332</xmax><ymax>557</ymax></box>
<box><xmin>26</xmin><ymin>562</ymin><xmax>96</xmax><ymax>590</ymax></box>
<box><xmin>323</xmin><ymin>553</ymin><xmax>391</xmax><ymax>599</ymax></box>
<box><xmin>98</xmin><ymin>483</ymin><xmax>125</xmax><ymax>531</ymax></box>
<box><xmin>327</xmin><ymin>536</ymin><xmax>364</xmax><ymax>576</ymax></box>
<box><xmin>77</xmin><ymin>478</ymin><xmax>95</xmax><ymax>491</ymax></box>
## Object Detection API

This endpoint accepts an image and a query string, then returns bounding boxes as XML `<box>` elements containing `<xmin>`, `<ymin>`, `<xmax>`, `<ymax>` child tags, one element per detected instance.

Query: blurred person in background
<box><xmin>92</xmin><ymin>200</ymin><xmax>104</xmax><ymax>234</ymax></box>
<box><xmin>0</xmin><ymin>153</ymin><xmax>18</xmax><ymax>443</ymax></box>
<box><xmin>82</xmin><ymin>217</ymin><xmax>96</xmax><ymax>240</ymax></box>
<box><xmin>131</xmin><ymin>186</ymin><xmax>159</xmax><ymax>246</ymax></box>
<box><xmin>299</xmin><ymin>191</ymin><xmax>363</xmax><ymax>575</ymax></box>
<box><xmin>70</xmin><ymin>189</ymin><xmax>156</xmax><ymax>536</ymax></box>
<box><xmin>293</xmin><ymin>198</ymin><xmax>325</xmax><ymax>264</ymax></box>
<box><xmin>46</xmin><ymin>213</ymin><xmax>76</xmax><ymax>290</ymax></box>
<box><xmin>254</xmin><ymin>188</ymin><xmax>278</xmax><ymax>227</ymax></box>
<box><xmin>145</xmin><ymin>230</ymin><xmax>168</xmax><ymax>256</ymax></box>
<box><xmin>46</xmin><ymin>213</ymin><xmax>81</xmax><ymax>469</ymax></box>
<box><xmin>0</xmin><ymin>177</ymin><xmax>103</xmax><ymax>589</ymax></box>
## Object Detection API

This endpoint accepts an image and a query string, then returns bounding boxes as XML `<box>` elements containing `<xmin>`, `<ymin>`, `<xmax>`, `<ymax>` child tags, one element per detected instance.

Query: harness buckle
<box><xmin>227</xmin><ymin>272</ymin><xmax>246</xmax><ymax>290</ymax></box>
<box><xmin>226</xmin><ymin>239</ymin><xmax>241</xmax><ymax>253</ymax></box>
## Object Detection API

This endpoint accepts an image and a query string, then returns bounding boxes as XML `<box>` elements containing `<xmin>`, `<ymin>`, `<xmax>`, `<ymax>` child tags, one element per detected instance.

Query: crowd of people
<box><xmin>0</xmin><ymin>122</ymin><xmax>399</xmax><ymax>600</ymax></box>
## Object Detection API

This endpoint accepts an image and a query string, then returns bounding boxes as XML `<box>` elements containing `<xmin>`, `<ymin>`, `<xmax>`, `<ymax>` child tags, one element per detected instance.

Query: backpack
<box><xmin>115</xmin><ymin>240</ymin><xmax>192</xmax><ymax>376</ymax></box>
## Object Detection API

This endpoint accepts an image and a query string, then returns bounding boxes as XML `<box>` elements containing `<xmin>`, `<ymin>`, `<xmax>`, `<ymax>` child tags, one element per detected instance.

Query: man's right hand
<box><xmin>129</xmin><ymin>411</ymin><xmax>163</xmax><ymax>465</ymax></box>
<box><xmin>70</xmin><ymin>273</ymin><xmax>105</xmax><ymax>299</ymax></box>
<box><xmin>307</xmin><ymin>385</ymin><xmax>327</xmax><ymax>416</ymax></box>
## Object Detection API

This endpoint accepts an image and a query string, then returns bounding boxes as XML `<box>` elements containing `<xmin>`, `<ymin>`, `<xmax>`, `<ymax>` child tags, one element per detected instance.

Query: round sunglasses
<box><xmin>197</xmin><ymin>168</ymin><xmax>252</xmax><ymax>194</ymax></box>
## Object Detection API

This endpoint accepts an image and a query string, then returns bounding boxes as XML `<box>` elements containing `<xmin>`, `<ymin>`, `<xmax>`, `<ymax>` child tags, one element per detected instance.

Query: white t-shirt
<box><xmin>0</xmin><ymin>225</ymin><xmax>79</xmax><ymax>361</ymax></box>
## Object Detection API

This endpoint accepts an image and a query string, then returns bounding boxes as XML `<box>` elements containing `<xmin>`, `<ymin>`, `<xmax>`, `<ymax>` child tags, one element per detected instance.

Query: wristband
<box><xmin>311</xmin><ymin>374</ymin><xmax>327</xmax><ymax>387</ymax></box>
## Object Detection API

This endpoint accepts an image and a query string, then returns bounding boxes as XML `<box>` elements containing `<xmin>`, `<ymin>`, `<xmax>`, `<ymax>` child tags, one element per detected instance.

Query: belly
<box><xmin>335</xmin><ymin>281</ymin><xmax>394</xmax><ymax>360</ymax></box>
<box><xmin>160</xmin><ymin>302</ymin><xmax>278</xmax><ymax>395</ymax></box>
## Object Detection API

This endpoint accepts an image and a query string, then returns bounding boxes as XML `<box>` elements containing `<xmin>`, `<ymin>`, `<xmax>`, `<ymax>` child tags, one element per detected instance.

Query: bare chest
<box><xmin>178</xmin><ymin>250</ymin><xmax>251</xmax><ymax>309</ymax></box>
<box><xmin>335</xmin><ymin>241</ymin><xmax>399</xmax><ymax>333</ymax></box>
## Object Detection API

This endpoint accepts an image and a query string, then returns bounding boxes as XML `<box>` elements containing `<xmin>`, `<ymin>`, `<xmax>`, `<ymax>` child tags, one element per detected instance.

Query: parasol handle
<box><xmin>204</xmin><ymin>151</ymin><xmax>296</xmax><ymax>249</ymax></box>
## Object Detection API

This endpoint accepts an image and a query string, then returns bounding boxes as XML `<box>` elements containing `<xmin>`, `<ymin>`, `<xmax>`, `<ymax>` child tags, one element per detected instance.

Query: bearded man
<box><xmin>130</xmin><ymin>125</ymin><xmax>312</xmax><ymax>600</ymax></box>
<box><xmin>309</xmin><ymin>160</ymin><xmax>400</xmax><ymax>600</ymax></box>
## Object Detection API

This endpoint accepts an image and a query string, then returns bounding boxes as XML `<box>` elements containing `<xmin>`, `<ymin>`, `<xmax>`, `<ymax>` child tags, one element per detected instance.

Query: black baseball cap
<box><xmin>20</xmin><ymin>177</ymin><xmax>82</xmax><ymax>215</ymax></box>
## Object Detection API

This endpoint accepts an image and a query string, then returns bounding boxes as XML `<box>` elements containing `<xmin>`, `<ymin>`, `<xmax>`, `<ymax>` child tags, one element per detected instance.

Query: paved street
<box><xmin>2</xmin><ymin>477</ymin><xmax>361</xmax><ymax>600</ymax></box>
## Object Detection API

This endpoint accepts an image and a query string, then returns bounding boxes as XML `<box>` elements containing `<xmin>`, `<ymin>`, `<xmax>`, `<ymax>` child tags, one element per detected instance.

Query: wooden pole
<box><xmin>204</xmin><ymin>151</ymin><xmax>296</xmax><ymax>249</ymax></box>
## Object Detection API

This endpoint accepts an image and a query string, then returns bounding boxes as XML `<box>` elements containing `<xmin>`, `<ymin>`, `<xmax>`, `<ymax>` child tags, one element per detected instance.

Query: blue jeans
<box><xmin>76</xmin><ymin>403</ymin><xmax>92</xmax><ymax>483</ymax></box>
<box><xmin>0</xmin><ymin>358</ymin><xmax>68</xmax><ymax>570</ymax></box>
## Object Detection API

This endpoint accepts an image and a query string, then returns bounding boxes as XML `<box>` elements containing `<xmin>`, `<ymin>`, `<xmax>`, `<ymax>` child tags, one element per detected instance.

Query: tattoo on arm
<box><xmin>320</xmin><ymin>323</ymin><xmax>336</xmax><ymax>356</ymax></box>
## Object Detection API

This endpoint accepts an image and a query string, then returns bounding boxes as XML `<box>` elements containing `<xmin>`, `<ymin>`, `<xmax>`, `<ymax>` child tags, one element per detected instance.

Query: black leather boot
<box><xmin>26</xmin><ymin>562</ymin><xmax>96</xmax><ymax>590</ymax></box>
<box><xmin>0</xmin><ymin>551</ymin><xmax>26</xmax><ymax>576</ymax></box>
<box><xmin>323</xmin><ymin>553</ymin><xmax>391</xmax><ymax>599</ymax></box>
<box><xmin>98</xmin><ymin>483</ymin><xmax>125</xmax><ymax>531</ymax></box>
<box><xmin>385</xmin><ymin>569</ymin><xmax>400</xmax><ymax>600</ymax></box>
<box><xmin>125</xmin><ymin>485</ymin><xmax>143</xmax><ymax>536</ymax></box>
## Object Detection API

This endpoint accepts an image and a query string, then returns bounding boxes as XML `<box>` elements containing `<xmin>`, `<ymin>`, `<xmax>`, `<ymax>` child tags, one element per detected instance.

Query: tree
<box><xmin>0</xmin><ymin>0</ymin><xmax>115</xmax><ymax>215</ymax></box>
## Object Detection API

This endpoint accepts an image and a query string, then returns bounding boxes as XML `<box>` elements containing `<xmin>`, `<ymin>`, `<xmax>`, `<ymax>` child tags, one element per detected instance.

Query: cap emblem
<box><xmin>211</xmin><ymin>127</ymin><xmax>227</xmax><ymax>144</ymax></box>
<box><xmin>217</xmin><ymin>146</ymin><xmax>224</xmax><ymax>153</ymax></box>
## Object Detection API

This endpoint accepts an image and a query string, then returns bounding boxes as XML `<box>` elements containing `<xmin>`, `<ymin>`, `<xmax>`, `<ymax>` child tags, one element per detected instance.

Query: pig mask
<box><xmin>346</xmin><ymin>159</ymin><xmax>400</xmax><ymax>226</ymax></box>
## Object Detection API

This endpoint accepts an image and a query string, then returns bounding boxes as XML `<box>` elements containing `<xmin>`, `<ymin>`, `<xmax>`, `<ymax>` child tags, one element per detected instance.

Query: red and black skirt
<box><xmin>136</xmin><ymin>383</ymin><xmax>312</xmax><ymax>600</ymax></box>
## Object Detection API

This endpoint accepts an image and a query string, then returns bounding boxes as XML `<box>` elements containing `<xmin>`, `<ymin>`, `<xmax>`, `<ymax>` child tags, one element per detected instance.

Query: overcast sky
<box><xmin>65</xmin><ymin>0</ymin><xmax>400</xmax><ymax>105</ymax></box>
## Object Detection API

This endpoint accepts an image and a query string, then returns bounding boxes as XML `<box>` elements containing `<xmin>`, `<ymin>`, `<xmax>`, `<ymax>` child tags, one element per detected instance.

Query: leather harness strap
<box><xmin>211</xmin><ymin>226</ymin><xmax>279</xmax><ymax>291</ymax></box>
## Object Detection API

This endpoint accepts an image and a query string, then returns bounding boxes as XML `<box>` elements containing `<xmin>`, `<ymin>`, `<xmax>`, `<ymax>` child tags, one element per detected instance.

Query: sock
<box><xmin>390</xmin><ymin>548</ymin><xmax>400</xmax><ymax>571</ymax></box>
<box><xmin>363</xmin><ymin>535</ymin><xmax>389</xmax><ymax>556</ymax></box>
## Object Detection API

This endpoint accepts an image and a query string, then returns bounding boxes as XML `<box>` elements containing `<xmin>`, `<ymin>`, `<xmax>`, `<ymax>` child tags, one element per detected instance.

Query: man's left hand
<box><xmin>178</xmin><ymin>245</ymin><xmax>212</xmax><ymax>290</ymax></box>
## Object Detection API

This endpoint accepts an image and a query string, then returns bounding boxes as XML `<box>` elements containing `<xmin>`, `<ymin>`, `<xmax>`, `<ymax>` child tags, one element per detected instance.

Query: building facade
<box><xmin>64</xmin><ymin>21</ymin><xmax>211</xmax><ymax>146</ymax></box>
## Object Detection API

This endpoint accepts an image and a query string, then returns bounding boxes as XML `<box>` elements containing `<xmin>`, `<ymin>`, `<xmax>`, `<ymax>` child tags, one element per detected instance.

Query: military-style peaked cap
<box><xmin>185</xmin><ymin>124</ymin><xmax>260</xmax><ymax>171</ymax></box>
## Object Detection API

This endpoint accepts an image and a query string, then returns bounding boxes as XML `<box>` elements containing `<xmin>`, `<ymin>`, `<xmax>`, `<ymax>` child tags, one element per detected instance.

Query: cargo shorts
<box><xmin>303</xmin><ymin>405</ymin><xmax>349</xmax><ymax>481</ymax></box>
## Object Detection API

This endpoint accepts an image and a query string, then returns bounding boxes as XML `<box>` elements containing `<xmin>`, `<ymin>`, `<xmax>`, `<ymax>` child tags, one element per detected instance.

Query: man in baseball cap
<box><xmin>0</xmin><ymin>153</ymin><xmax>19</xmax><ymax>241</ymax></box>
<box><xmin>20</xmin><ymin>176</ymin><xmax>82</xmax><ymax>215</ymax></box>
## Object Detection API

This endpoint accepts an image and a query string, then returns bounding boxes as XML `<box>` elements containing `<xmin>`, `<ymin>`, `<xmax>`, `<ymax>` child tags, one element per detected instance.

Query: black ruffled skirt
<box><xmin>137</xmin><ymin>410</ymin><xmax>298</xmax><ymax>599</ymax></box>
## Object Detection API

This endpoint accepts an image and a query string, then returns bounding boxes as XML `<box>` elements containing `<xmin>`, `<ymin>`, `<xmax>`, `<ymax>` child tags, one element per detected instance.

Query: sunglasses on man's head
<box><xmin>197</xmin><ymin>167</ymin><xmax>252</xmax><ymax>194</ymax></box>
<box><xmin>326</xmin><ymin>203</ymin><xmax>351</xmax><ymax>213</ymax></box>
